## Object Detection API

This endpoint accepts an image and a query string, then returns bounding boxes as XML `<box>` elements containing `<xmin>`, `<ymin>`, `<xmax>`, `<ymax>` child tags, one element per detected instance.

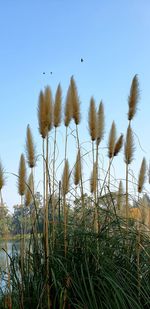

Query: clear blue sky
<box><xmin>0</xmin><ymin>0</ymin><xmax>150</xmax><ymax>211</ymax></box>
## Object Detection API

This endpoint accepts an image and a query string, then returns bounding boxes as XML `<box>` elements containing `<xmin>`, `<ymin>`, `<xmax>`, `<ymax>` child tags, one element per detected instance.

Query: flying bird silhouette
<box><xmin>43</xmin><ymin>72</ymin><xmax>45</xmax><ymax>75</ymax></box>
<box><xmin>81</xmin><ymin>58</ymin><xmax>84</xmax><ymax>62</ymax></box>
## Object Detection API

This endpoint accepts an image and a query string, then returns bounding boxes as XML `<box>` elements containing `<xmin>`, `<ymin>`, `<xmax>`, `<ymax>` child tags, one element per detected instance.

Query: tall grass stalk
<box><xmin>108</xmin><ymin>121</ymin><xmax>116</xmax><ymax>190</ymax></box>
<box><xmin>37</xmin><ymin>90</ymin><xmax>48</xmax><ymax>236</ymax></box>
<box><xmin>70</xmin><ymin>76</ymin><xmax>85</xmax><ymax>225</ymax></box>
<box><xmin>18</xmin><ymin>154</ymin><xmax>26</xmax><ymax>309</ymax></box>
<box><xmin>44</xmin><ymin>86</ymin><xmax>53</xmax><ymax>309</ymax></box>
<box><xmin>124</xmin><ymin>124</ymin><xmax>134</xmax><ymax>233</ymax></box>
<box><xmin>96</xmin><ymin>101</ymin><xmax>105</xmax><ymax>199</ymax></box>
<box><xmin>52</xmin><ymin>84</ymin><xmax>62</xmax><ymax>246</ymax></box>
<box><xmin>26</xmin><ymin>126</ymin><xmax>37</xmax><ymax>236</ymax></box>
<box><xmin>62</xmin><ymin>159</ymin><xmax>70</xmax><ymax>257</ymax></box>
<box><xmin>90</xmin><ymin>162</ymin><xmax>98</xmax><ymax>232</ymax></box>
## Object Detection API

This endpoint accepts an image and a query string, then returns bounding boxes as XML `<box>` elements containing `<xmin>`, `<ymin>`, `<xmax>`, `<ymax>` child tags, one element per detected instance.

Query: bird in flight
<box><xmin>42</xmin><ymin>72</ymin><xmax>53</xmax><ymax>75</ymax></box>
<box><xmin>81</xmin><ymin>58</ymin><xmax>84</xmax><ymax>62</ymax></box>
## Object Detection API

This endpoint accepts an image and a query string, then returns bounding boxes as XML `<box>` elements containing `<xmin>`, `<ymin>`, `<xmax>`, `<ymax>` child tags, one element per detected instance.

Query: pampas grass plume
<box><xmin>54</xmin><ymin>83</ymin><xmax>62</xmax><ymax>127</ymax></box>
<box><xmin>114</xmin><ymin>134</ymin><xmax>123</xmax><ymax>156</ymax></box>
<box><xmin>74</xmin><ymin>150</ymin><xmax>81</xmax><ymax>186</ymax></box>
<box><xmin>128</xmin><ymin>74</ymin><xmax>139</xmax><ymax>121</ymax></box>
<box><xmin>70</xmin><ymin>76</ymin><xmax>80</xmax><ymax>125</ymax></box>
<box><xmin>25</xmin><ymin>173</ymin><xmax>33</xmax><ymax>206</ymax></box>
<box><xmin>62</xmin><ymin>159</ymin><xmax>70</xmax><ymax>195</ymax></box>
<box><xmin>88</xmin><ymin>97</ymin><xmax>97</xmax><ymax>141</ymax></box>
<box><xmin>64</xmin><ymin>86</ymin><xmax>72</xmax><ymax>127</ymax></box>
<box><xmin>138</xmin><ymin>157</ymin><xmax>146</xmax><ymax>193</ymax></box>
<box><xmin>18</xmin><ymin>154</ymin><xmax>26</xmax><ymax>196</ymax></box>
<box><xmin>97</xmin><ymin>101</ymin><xmax>105</xmax><ymax>146</ymax></box>
<box><xmin>108</xmin><ymin>121</ymin><xmax>116</xmax><ymax>158</ymax></box>
<box><xmin>90</xmin><ymin>162</ymin><xmax>97</xmax><ymax>193</ymax></box>
<box><xmin>124</xmin><ymin>124</ymin><xmax>134</xmax><ymax>164</ymax></box>
<box><xmin>44</xmin><ymin>86</ymin><xmax>53</xmax><ymax>131</ymax></box>
<box><xmin>38</xmin><ymin>90</ymin><xmax>48</xmax><ymax>139</ymax></box>
<box><xmin>26</xmin><ymin>125</ymin><xmax>36</xmax><ymax>168</ymax></box>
